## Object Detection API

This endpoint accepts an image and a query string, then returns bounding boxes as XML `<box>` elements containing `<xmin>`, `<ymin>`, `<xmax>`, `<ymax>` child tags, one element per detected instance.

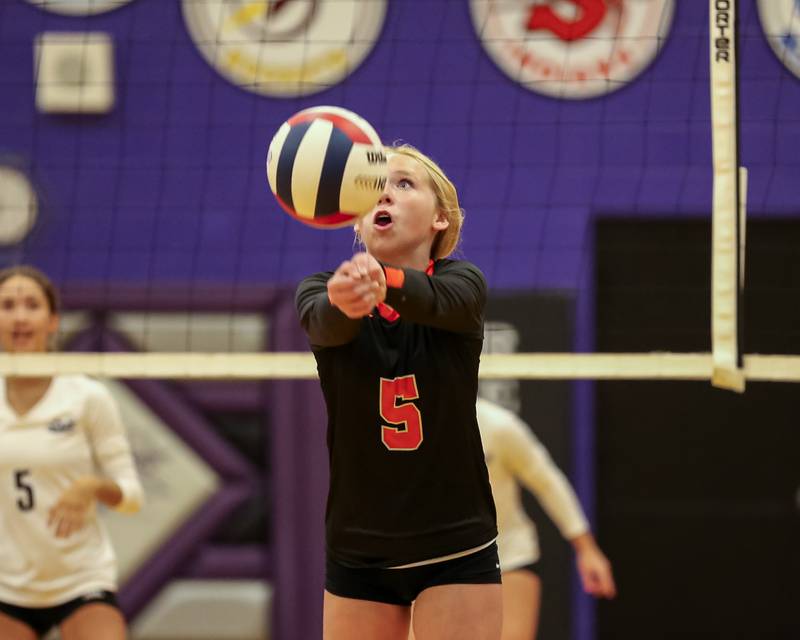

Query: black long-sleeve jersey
<box><xmin>296</xmin><ymin>258</ymin><xmax>497</xmax><ymax>568</ymax></box>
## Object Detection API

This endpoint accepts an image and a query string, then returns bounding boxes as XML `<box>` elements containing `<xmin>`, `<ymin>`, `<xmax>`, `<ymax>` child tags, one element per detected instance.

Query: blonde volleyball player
<box><xmin>297</xmin><ymin>145</ymin><xmax>501</xmax><ymax>640</ymax></box>
<box><xmin>0</xmin><ymin>266</ymin><xmax>143</xmax><ymax>640</ymax></box>
<box><xmin>476</xmin><ymin>396</ymin><xmax>615</xmax><ymax>640</ymax></box>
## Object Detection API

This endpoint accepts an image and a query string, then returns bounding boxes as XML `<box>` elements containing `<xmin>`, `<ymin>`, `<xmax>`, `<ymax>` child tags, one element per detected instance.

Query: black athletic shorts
<box><xmin>326</xmin><ymin>543</ymin><xmax>502</xmax><ymax>606</ymax></box>
<box><xmin>0</xmin><ymin>590</ymin><xmax>119</xmax><ymax>637</ymax></box>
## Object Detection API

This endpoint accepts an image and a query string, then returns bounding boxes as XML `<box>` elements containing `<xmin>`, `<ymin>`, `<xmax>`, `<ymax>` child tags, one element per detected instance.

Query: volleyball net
<box><xmin>5</xmin><ymin>3</ymin><xmax>800</xmax><ymax>638</ymax></box>
<box><xmin>0</xmin><ymin>0</ymin><xmax>798</xmax><ymax>386</ymax></box>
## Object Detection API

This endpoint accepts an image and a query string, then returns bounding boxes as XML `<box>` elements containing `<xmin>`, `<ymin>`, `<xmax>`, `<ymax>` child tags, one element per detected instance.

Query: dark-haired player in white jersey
<box><xmin>0</xmin><ymin>266</ymin><xmax>144</xmax><ymax>640</ymax></box>
<box><xmin>297</xmin><ymin>144</ymin><xmax>501</xmax><ymax>640</ymax></box>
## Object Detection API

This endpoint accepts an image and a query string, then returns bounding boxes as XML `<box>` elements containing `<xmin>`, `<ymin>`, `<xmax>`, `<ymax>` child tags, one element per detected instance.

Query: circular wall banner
<box><xmin>24</xmin><ymin>0</ymin><xmax>135</xmax><ymax>15</ymax></box>
<box><xmin>470</xmin><ymin>0</ymin><xmax>675</xmax><ymax>99</ymax></box>
<box><xmin>757</xmin><ymin>0</ymin><xmax>800</xmax><ymax>80</ymax></box>
<box><xmin>182</xmin><ymin>0</ymin><xmax>387</xmax><ymax>97</ymax></box>
<box><xmin>0</xmin><ymin>166</ymin><xmax>38</xmax><ymax>246</ymax></box>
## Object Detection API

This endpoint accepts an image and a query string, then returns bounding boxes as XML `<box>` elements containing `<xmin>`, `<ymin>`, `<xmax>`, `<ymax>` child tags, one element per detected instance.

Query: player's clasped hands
<box><xmin>327</xmin><ymin>252</ymin><xmax>387</xmax><ymax>319</ymax></box>
<box><xmin>47</xmin><ymin>477</ymin><xmax>97</xmax><ymax>538</ymax></box>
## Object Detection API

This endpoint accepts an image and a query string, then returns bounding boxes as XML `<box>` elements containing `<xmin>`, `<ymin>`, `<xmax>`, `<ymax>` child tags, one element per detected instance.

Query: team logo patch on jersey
<box><xmin>470</xmin><ymin>0</ymin><xmax>675</xmax><ymax>99</ymax></box>
<box><xmin>182</xmin><ymin>0</ymin><xmax>387</xmax><ymax>97</ymax></box>
<box><xmin>757</xmin><ymin>0</ymin><xmax>800</xmax><ymax>80</ymax></box>
<box><xmin>48</xmin><ymin>416</ymin><xmax>76</xmax><ymax>433</ymax></box>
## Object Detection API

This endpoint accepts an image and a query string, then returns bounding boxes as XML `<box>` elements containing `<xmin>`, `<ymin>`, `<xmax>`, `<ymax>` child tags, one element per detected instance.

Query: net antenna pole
<box><xmin>709</xmin><ymin>0</ymin><xmax>746</xmax><ymax>392</ymax></box>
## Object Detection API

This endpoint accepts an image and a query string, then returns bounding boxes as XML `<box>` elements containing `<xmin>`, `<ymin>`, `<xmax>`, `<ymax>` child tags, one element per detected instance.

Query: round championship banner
<box><xmin>24</xmin><ymin>0</ymin><xmax>135</xmax><ymax>15</ymax></box>
<box><xmin>0</xmin><ymin>166</ymin><xmax>38</xmax><ymax>246</ymax></box>
<box><xmin>757</xmin><ymin>0</ymin><xmax>800</xmax><ymax>80</ymax></box>
<box><xmin>470</xmin><ymin>0</ymin><xmax>675</xmax><ymax>99</ymax></box>
<box><xmin>182</xmin><ymin>0</ymin><xmax>387</xmax><ymax>97</ymax></box>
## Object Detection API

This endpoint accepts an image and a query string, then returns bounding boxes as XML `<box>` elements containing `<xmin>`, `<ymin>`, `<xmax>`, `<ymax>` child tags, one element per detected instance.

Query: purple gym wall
<box><xmin>2</xmin><ymin>1</ymin><xmax>796</xmax><ymax>290</ymax></box>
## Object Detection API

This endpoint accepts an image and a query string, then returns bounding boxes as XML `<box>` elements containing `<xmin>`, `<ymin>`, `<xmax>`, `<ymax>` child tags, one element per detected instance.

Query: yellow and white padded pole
<box><xmin>709</xmin><ymin>0</ymin><xmax>745</xmax><ymax>392</ymax></box>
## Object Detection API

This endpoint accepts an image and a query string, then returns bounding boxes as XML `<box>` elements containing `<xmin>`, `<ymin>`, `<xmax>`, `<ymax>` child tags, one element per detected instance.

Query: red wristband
<box><xmin>384</xmin><ymin>266</ymin><xmax>405</xmax><ymax>289</ymax></box>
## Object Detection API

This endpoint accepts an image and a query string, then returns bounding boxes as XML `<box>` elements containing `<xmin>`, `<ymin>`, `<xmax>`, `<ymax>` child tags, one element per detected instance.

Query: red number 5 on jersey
<box><xmin>380</xmin><ymin>375</ymin><xmax>423</xmax><ymax>451</ymax></box>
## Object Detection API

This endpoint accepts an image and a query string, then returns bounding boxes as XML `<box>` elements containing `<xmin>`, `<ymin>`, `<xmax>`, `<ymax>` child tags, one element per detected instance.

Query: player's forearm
<box><xmin>305</xmin><ymin>297</ymin><xmax>363</xmax><ymax>345</ymax></box>
<box><xmin>296</xmin><ymin>276</ymin><xmax>362</xmax><ymax>346</ymax></box>
<box><xmin>570</xmin><ymin>531</ymin><xmax>599</xmax><ymax>555</ymax></box>
<box><xmin>382</xmin><ymin>264</ymin><xmax>485</xmax><ymax>333</ymax></box>
<box><xmin>516</xmin><ymin>460</ymin><xmax>589</xmax><ymax>539</ymax></box>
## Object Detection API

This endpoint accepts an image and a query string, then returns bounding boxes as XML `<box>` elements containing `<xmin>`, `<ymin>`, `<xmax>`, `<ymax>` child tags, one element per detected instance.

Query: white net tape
<box><xmin>2</xmin><ymin>352</ymin><xmax>799</xmax><ymax>382</ymax></box>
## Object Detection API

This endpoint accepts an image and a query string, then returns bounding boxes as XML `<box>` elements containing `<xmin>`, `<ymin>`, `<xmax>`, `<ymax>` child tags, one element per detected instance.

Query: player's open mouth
<box><xmin>374</xmin><ymin>210</ymin><xmax>393</xmax><ymax>228</ymax></box>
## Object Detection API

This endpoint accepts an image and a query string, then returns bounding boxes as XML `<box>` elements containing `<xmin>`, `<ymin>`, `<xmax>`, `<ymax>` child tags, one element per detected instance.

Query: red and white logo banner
<box><xmin>470</xmin><ymin>0</ymin><xmax>675</xmax><ymax>99</ymax></box>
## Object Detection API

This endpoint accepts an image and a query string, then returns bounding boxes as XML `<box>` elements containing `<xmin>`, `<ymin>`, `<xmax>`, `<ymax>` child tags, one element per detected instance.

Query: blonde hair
<box><xmin>387</xmin><ymin>144</ymin><xmax>464</xmax><ymax>259</ymax></box>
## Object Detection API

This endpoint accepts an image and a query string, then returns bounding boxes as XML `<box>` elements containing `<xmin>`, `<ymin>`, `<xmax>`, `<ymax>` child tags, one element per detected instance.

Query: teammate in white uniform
<box><xmin>0</xmin><ymin>266</ymin><xmax>143</xmax><ymax>640</ymax></box>
<box><xmin>477</xmin><ymin>396</ymin><xmax>615</xmax><ymax>640</ymax></box>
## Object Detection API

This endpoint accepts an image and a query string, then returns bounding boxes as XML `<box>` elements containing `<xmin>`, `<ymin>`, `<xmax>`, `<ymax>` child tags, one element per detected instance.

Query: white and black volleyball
<box><xmin>266</xmin><ymin>106</ymin><xmax>387</xmax><ymax>228</ymax></box>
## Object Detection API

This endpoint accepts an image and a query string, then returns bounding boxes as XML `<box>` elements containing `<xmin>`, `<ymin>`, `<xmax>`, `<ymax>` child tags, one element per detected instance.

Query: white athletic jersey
<box><xmin>477</xmin><ymin>397</ymin><xmax>588</xmax><ymax>571</ymax></box>
<box><xmin>0</xmin><ymin>375</ymin><xmax>143</xmax><ymax>607</ymax></box>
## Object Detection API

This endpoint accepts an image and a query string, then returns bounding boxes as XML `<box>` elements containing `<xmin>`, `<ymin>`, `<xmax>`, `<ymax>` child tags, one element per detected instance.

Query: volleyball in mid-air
<box><xmin>266</xmin><ymin>106</ymin><xmax>387</xmax><ymax>228</ymax></box>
